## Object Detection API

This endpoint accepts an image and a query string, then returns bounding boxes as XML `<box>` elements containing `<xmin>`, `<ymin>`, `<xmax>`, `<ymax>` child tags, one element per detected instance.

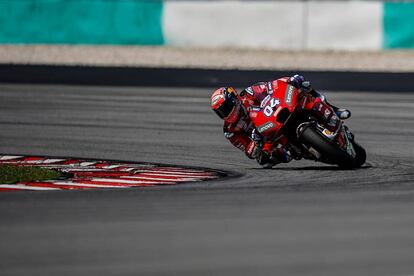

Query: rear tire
<box><xmin>299</xmin><ymin>126</ymin><xmax>355</xmax><ymax>168</ymax></box>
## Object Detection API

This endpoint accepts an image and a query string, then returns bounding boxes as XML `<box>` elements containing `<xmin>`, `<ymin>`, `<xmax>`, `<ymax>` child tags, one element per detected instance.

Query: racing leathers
<box><xmin>223</xmin><ymin>78</ymin><xmax>291</xmax><ymax>168</ymax></box>
<box><xmin>222</xmin><ymin>76</ymin><xmax>348</xmax><ymax>168</ymax></box>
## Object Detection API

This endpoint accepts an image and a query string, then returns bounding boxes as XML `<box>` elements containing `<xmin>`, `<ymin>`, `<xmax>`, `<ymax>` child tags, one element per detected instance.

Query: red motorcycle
<box><xmin>250</xmin><ymin>81</ymin><xmax>366</xmax><ymax>168</ymax></box>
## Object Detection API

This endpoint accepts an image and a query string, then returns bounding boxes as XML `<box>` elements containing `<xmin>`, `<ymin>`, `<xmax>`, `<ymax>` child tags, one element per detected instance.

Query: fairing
<box><xmin>250</xmin><ymin>82</ymin><xmax>299</xmax><ymax>137</ymax></box>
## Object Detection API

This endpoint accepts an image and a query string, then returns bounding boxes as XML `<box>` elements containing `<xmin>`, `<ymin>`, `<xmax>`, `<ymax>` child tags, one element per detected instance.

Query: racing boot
<box><xmin>310</xmin><ymin>90</ymin><xmax>351</xmax><ymax>120</ymax></box>
<box><xmin>272</xmin><ymin>147</ymin><xmax>292</xmax><ymax>163</ymax></box>
<box><xmin>258</xmin><ymin>147</ymin><xmax>292</xmax><ymax>169</ymax></box>
<box><xmin>329</xmin><ymin>104</ymin><xmax>351</xmax><ymax>120</ymax></box>
<box><xmin>257</xmin><ymin>151</ymin><xmax>276</xmax><ymax>169</ymax></box>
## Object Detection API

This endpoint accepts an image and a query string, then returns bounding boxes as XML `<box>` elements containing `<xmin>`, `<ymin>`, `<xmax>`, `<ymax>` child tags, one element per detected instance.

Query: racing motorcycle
<box><xmin>251</xmin><ymin>82</ymin><xmax>366</xmax><ymax>168</ymax></box>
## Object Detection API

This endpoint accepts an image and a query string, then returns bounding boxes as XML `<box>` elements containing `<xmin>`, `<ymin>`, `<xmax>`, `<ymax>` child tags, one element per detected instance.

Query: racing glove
<box><xmin>288</xmin><ymin>74</ymin><xmax>312</xmax><ymax>92</ymax></box>
<box><xmin>250</xmin><ymin>129</ymin><xmax>263</xmax><ymax>143</ymax></box>
<box><xmin>271</xmin><ymin>147</ymin><xmax>292</xmax><ymax>163</ymax></box>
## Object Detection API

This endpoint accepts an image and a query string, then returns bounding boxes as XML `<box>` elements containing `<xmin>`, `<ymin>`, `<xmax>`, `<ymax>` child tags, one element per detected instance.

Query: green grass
<box><xmin>0</xmin><ymin>165</ymin><xmax>63</xmax><ymax>184</ymax></box>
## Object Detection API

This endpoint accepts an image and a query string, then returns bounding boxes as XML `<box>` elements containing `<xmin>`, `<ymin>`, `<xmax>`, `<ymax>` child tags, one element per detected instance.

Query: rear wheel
<box><xmin>299</xmin><ymin>125</ymin><xmax>356</xmax><ymax>168</ymax></box>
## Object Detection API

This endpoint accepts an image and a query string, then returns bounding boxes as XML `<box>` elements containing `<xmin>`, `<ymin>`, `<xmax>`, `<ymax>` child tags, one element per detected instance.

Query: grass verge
<box><xmin>0</xmin><ymin>165</ymin><xmax>63</xmax><ymax>184</ymax></box>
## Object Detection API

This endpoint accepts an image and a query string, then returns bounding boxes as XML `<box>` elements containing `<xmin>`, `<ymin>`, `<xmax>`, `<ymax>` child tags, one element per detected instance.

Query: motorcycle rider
<box><xmin>210</xmin><ymin>74</ymin><xmax>351</xmax><ymax>168</ymax></box>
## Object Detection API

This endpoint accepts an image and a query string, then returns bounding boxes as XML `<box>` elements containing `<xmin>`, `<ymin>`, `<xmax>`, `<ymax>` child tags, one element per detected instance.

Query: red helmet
<box><xmin>211</xmin><ymin>87</ymin><xmax>240</xmax><ymax>122</ymax></box>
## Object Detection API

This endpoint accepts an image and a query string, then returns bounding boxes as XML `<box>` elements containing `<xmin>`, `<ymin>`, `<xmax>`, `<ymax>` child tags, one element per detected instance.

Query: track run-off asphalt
<box><xmin>1</xmin><ymin>84</ymin><xmax>414</xmax><ymax>276</ymax></box>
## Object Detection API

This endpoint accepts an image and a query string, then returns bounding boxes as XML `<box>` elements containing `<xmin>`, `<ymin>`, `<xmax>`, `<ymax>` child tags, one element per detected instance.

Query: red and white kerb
<box><xmin>0</xmin><ymin>155</ymin><xmax>221</xmax><ymax>192</ymax></box>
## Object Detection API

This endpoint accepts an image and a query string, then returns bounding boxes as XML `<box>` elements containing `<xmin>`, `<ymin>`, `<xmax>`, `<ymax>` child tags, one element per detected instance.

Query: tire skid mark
<box><xmin>0</xmin><ymin>155</ymin><xmax>224</xmax><ymax>192</ymax></box>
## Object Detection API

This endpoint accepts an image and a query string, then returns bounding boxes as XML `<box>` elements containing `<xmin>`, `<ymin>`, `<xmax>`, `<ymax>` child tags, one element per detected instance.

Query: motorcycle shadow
<box><xmin>251</xmin><ymin>164</ymin><xmax>372</xmax><ymax>171</ymax></box>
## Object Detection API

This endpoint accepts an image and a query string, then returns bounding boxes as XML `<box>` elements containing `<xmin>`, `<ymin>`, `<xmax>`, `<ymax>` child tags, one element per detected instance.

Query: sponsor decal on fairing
<box><xmin>260</xmin><ymin>95</ymin><xmax>271</xmax><ymax>108</ymax></box>
<box><xmin>257</xmin><ymin>122</ymin><xmax>275</xmax><ymax>133</ymax></box>
<box><xmin>267</xmin><ymin>82</ymin><xmax>273</xmax><ymax>93</ymax></box>
<box><xmin>284</xmin><ymin>85</ymin><xmax>295</xmax><ymax>105</ymax></box>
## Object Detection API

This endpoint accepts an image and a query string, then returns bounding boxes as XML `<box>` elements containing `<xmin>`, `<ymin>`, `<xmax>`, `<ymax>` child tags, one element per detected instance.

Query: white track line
<box><xmin>20</xmin><ymin>159</ymin><xmax>67</xmax><ymax>165</ymax></box>
<box><xmin>87</xmin><ymin>178</ymin><xmax>175</xmax><ymax>184</ymax></box>
<box><xmin>79</xmin><ymin>162</ymin><xmax>97</xmax><ymax>167</ymax></box>
<box><xmin>50</xmin><ymin>181</ymin><xmax>129</xmax><ymax>188</ymax></box>
<box><xmin>0</xmin><ymin>184</ymin><xmax>60</xmax><ymax>190</ymax></box>
<box><xmin>42</xmin><ymin>159</ymin><xmax>66</xmax><ymax>164</ymax></box>
<box><xmin>102</xmin><ymin>165</ymin><xmax>122</xmax><ymax>169</ymax></box>
<box><xmin>121</xmin><ymin>176</ymin><xmax>200</xmax><ymax>182</ymax></box>
<box><xmin>0</xmin><ymin>156</ymin><xmax>24</xmax><ymax>160</ymax></box>
<box><xmin>135</xmin><ymin>170</ymin><xmax>214</xmax><ymax>175</ymax></box>
<box><xmin>138</xmin><ymin>172</ymin><xmax>215</xmax><ymax>178</ymax></box>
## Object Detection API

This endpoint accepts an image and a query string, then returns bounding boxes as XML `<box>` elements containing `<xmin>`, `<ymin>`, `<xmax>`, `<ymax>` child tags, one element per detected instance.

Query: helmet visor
<box><xmin>214</xmin><ymin>99</ymin><xmax>235</xmax><ymax>119</ymax></box>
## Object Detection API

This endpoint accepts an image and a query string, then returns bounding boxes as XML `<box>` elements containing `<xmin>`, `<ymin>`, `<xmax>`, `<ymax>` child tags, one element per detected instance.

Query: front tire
<box><xmin>299</xmin><ymin>126</ymin><xmax>356</xmax><ymax>168</ymax></box>
<box><xmin>351</xmin><ymin>141</ymin><xmax>366</xmax><ymax>168</ymax></box>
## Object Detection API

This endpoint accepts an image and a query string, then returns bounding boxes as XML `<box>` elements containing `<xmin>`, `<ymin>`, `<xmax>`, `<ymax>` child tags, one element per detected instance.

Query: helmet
<box><xmin>211</xmin><ymin>87</ymin><xmax>240</xmax><ymax>121</ymax></box>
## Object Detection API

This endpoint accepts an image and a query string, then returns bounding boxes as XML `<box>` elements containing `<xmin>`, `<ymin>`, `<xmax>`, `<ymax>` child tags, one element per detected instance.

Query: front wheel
<box><xmin>299</xmin><ymin>125</ymin><xmax>363</xmax><ymax>168</ymax></box>
<box><xmin>351</xmin><ymin>141</ymin><xmax>366</xmax><ymax>168</ymax></box>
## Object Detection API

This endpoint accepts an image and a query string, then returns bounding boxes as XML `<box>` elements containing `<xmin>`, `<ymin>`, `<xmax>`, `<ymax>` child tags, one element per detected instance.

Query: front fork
<box><xmin>296</xmin><ymin>120</ymin><xmax>356</xmax><ymax>160</ymax></box>
<box><xmin>317</xmin><ymin>122</ymin><xmax>357</xmax><ymax>159</ymax></box>
<box><xmin>308</xmin><ymin>99</ymin><xmax>357</xmax><ymax>158</ymax></box>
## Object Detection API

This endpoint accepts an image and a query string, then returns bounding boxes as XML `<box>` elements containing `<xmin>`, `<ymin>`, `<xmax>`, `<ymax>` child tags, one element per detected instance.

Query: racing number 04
<box><xmin>263</xmin><ymin>98</ymin><xmax>280</xmax><ymax>117</ymax></box>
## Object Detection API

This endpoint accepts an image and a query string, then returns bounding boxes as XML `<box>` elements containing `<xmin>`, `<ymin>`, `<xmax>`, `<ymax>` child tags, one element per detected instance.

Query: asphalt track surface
<box><xmin>1</xmin><ymin>84</ymin><xmax>414</xmax><ymax>276</ymax></box>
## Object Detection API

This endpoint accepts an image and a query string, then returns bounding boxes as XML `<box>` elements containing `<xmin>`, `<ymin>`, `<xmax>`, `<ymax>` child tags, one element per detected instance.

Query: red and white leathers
<box><xmin>221</xmin><ymin>77</ymin><xmax>339</xmax><ymax>166</ymax></box>
<box><xmin>223</xmin><ymin>79</ymin><xmax>288</xmax><ymax>163</ymax></box>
